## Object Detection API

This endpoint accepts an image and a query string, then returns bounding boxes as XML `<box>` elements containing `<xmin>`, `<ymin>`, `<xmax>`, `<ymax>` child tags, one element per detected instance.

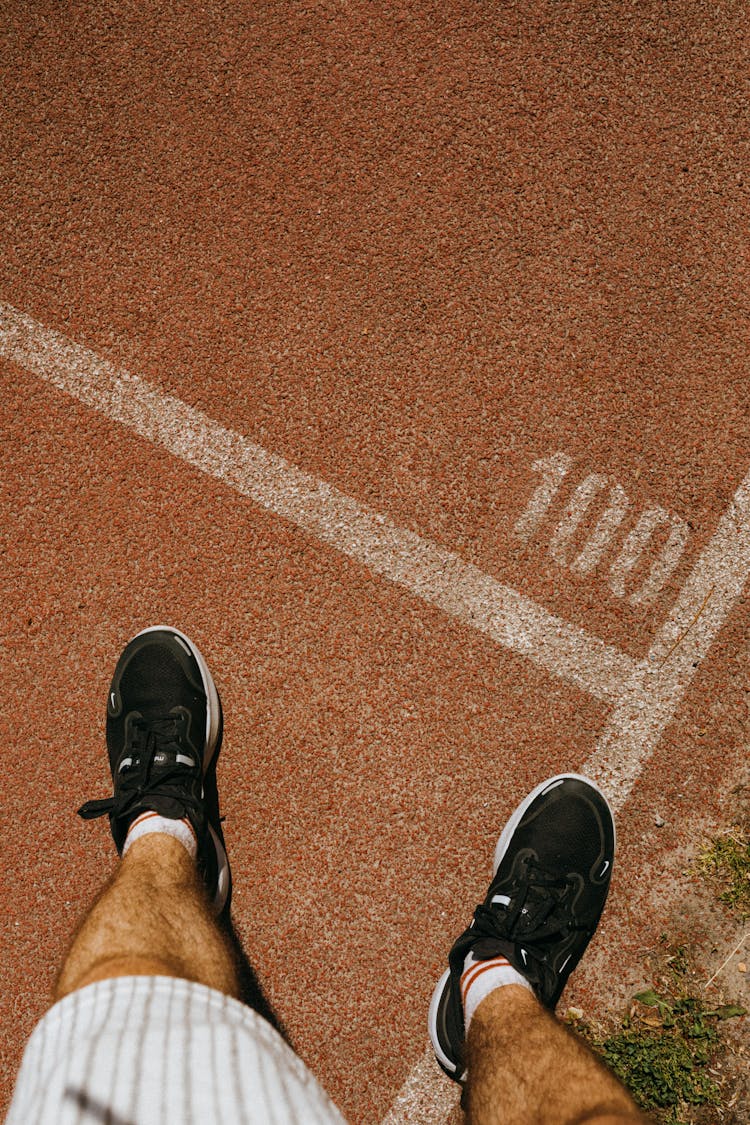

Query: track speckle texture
<box><xmin>1</xmin><ymin>3</ymin><xmax>749</xmax><ymax>1122</ymax></box>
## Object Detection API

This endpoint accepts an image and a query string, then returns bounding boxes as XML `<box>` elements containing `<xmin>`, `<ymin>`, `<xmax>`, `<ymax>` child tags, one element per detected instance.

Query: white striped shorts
<box><xmin>7</xmin><ymin>975</ymin><xmax>347</xmax><ymax>1124</ymax></box>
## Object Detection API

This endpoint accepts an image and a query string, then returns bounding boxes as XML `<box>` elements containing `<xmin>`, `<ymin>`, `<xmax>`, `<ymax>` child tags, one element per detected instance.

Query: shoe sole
<box><xmin>428</xmin><ymin>773</ymin><xmax>615</xmax><ymax>1080</ymax></box>
<box><xmin>129</xmin><ymin>625</ymin><xmax>231</xmax><ymax>915</ymax></box>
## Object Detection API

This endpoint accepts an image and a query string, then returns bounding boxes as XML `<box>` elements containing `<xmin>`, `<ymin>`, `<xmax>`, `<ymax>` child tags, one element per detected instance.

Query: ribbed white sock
<box><xmin>461</xmin><ymin>951</ymin><xmax>534</xmax><ymax>1030</ymax></box>
<box><xmin>122</xmin><ymin>811</ymin><xmax>198</xmax><ymax>861</ymax></box>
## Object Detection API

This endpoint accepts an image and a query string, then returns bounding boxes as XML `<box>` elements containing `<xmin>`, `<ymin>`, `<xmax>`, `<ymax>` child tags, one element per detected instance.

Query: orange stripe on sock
<box><xmin>460</xmin><ymin>957</ymin><xmax>511</xmax><ymax>1006</ymax></box>
<box><xmin>127</xmin><ymin>812</ymin><xmax>196</xmax><ymax>839</ymax></box>
<box><xmin>129</xmin><ymin>811</ymin><xmax>161</xmax><ymax>828</ymax></box>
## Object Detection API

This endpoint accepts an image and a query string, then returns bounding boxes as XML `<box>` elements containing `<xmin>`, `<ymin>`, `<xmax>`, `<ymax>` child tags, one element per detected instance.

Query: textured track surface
<box><xmin>1</xmin><ymin>3</ymin><xmax>749</xmax><ymax>1122</ymax></box>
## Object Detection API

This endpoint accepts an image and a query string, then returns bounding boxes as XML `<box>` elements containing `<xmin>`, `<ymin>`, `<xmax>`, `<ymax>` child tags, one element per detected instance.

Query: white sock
<box><xmin>461</xmin><ymin>951</ymin><xmax>534</xmax><ymax>1030</ymax></box>
<box><xmin>122</xmin><ymin>812</ymin><xmax>198</xmax><ymax>861</ymax></box>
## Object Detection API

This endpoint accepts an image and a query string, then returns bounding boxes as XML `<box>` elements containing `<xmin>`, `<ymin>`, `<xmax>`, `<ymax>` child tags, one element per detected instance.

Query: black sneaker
<box><xmin>78</xmin><ymin>626</ymin><xmax>231</xmax><ymax>915</ymax></box>
<box><xmin>428</xmin><ymin>774</ymin><xmax>615</xmax><ymax>1083</ymax></box>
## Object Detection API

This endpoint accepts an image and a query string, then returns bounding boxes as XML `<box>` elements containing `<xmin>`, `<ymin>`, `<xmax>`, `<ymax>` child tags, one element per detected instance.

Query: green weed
<box><xmin>697</xmin><ymin>827</ymin><xmax>750</xmax><ymax>919</ymax></box>
<box><xmin>572</xmin><ymin>946</ymin><xmax>746</xmax><ymax>1124</ymax></box>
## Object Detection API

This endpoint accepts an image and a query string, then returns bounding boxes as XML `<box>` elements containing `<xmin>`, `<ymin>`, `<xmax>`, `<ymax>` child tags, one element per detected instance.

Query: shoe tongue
<box><xmin>149</xmin><ymin>737</ymin><xmax>197</xmax><ymax>770</ymax></box>
<box><xmin>483</xmin><ymin>878</ymin><xmax>564</xmax><ymax>940</ymax></box>
<box><xmin>152</xmin><ymin>795</ymin><xmax>189</xmax><ymax>820</ymax></box>
<box><xmin>126</xmin><ymin>717</ymin><xmax>197</xmax><ymax>771</ymax></box>
<box><xmin>513</xmin><ymin>883</ymin><xmax>570</xmax><ymax>938</ymax></box>
<box><xmin>152</xmin><ymin>746</ymin><xmax>179</xmax><ymax>766</ymax></box>
<box><xmin>472</xmin><ymin>935</ymin><xmax>514</xmax><ymax>960</ymax></box>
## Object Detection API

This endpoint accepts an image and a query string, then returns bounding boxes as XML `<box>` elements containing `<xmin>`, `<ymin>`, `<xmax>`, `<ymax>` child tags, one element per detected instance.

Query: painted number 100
<box><xmin>514</xmin><ymin>453</ymin><xmax>690</xmax><ymax>605</ymax></box>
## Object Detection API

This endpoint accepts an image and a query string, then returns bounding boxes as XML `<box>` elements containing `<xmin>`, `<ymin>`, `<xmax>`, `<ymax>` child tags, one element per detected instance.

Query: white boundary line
<box><xmin>2</xmin><ymin>300</ymin><xmax>749</xmax><ymax>1123</ymax></box>
<box><xmin>586</xmin><ymin>465</ymin><xmax>750</xmax><ymax>809</ymax></box>
<box><xmin>0</xmin><ymin>300</ymin><xmax>634</xmax><ymax>703</ymax></box>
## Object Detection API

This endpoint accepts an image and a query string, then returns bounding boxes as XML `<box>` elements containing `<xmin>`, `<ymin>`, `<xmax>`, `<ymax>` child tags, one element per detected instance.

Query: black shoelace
<box><xmin>78</xmin><ymin>716</ymin><xmax>202</xmax><ymax>823</ymax></box>
<box><xmin>473</xmin><ymin>856</ymin><xmax>587</xmax><ymax>950</ymax></box>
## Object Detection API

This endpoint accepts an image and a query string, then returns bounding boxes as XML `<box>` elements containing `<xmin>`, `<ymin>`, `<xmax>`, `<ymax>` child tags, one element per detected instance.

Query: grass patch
<box><xmin>696</xmin><ymin>827</ymin><xmax>750</xmax><ymax>919</ymax></box>
<box><xmin>571</xmin><ymin>945</ymin><xmax>746</xmax><ymax>1124</ymax></box>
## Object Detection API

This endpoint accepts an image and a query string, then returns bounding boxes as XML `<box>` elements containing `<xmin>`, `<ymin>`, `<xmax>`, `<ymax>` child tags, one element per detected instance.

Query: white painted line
<box><xmin>586</xmin><ymin>464</ymin><xmax>750</xmax><ymax>807</ymax></box>
<box><xmin>0</xmin><ymin>300</ymin><xmax>635</xmax><ymax>704</ymax></box>
<box><xmin>380</xmin><ymin>1048</ymin><xmax>460</xmax><ymax>1125</ymax></box>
